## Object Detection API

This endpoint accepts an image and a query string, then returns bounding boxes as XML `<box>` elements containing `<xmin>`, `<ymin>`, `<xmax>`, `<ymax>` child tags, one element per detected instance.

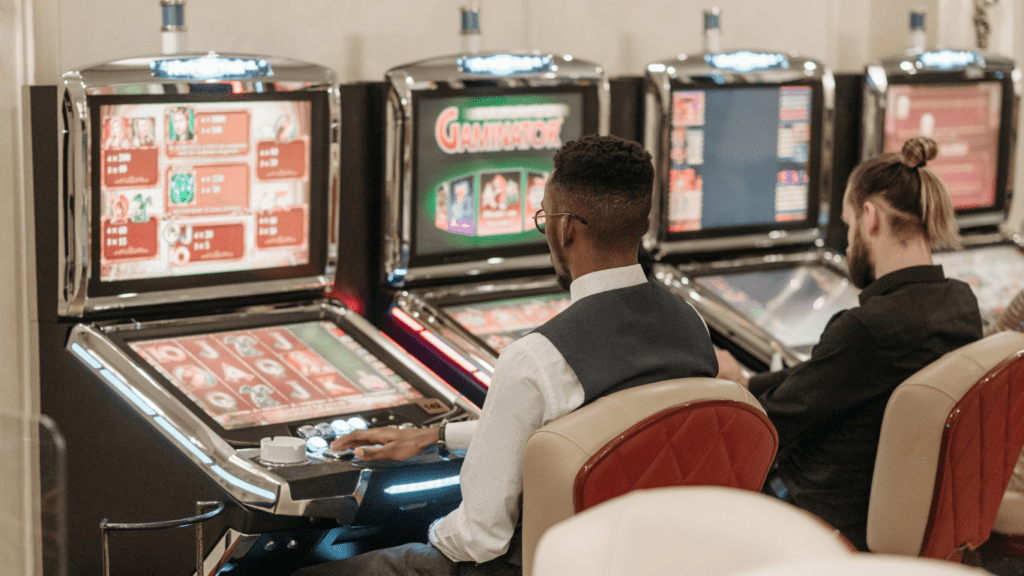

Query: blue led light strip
<box><xmin>71</xmin><ymin>343</ymin><xmax>103</xmax><ymax>369</ymax></box>
<box><xmin>153</xmin><ymin>416</ymin><xmax>213</xmax><ymax>464</ymax></box>
<box><xmin>97</xmin><ymin>369</ymin><xmax>158</xmax><ymax>416</ymax></box>
<box><xmin>211</xmin><ymin>465</ymin><xmax>276</xmax><ymax>500</ymax></box>
<box><xmin>384</xmin><ymin>475</ymin><xmax>461</xmax><ymax>495</ymax></box>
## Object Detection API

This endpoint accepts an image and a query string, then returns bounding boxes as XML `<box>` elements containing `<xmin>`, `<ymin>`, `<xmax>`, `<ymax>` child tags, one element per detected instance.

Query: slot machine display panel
<box><xmin>382</xmin><ymin>53</ymin><xmax>608</xmax><ymax>405</ymax></box>
<box><xmin>645</xmin><ymin>51</ymin><xmax>850</xmax><ymax>369</ymax></box>
<box><xmin>37</xmin><ymin>53</ymin><xmax>478</xmax><ymax>576</ymax></box>
<box><xmin>862</xmin><ymin>49</ymin><xmax>1023</xmax><ymax>324</ymax></box>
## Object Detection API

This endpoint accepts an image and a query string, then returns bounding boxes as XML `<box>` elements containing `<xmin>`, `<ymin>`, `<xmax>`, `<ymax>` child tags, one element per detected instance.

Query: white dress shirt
<box><xmin>429</xmin><ymin>264</ymin><xmax>648</xmax><ymax>563</ymax></box>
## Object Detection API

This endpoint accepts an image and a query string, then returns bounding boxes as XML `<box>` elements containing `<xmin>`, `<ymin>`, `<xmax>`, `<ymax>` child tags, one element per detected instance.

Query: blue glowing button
<box><xmin>331</xmin><ymin>419</ymin><xmax>353</xmax><ymax>435</ymax></box>
<box><xmin>296</xmin><ymin>424</ymin><xmax>318</xmax><ymax>439</ymax></box>
<box><xmin>704</xmin><ymin>51</ymin><xmax>789</xmax><ymax>73</ymax></box>
<box><xmin>347</xmin><ymin>417</ymin><xmax>369</xmax><ymax>430</ymax></box>
<box><xmin>150</xmin><ymin>56</ymin><xmax>273</xmax><ymax>81</ymax></box>
<box><xmin>315</xmin><ymin>422</ymin><xmax>336</xmax><ymax>439</ymax></box>
<box><xmin>457</xmin><ymin>54</ymin><xmax>554</xmax><ymax>76</ymax></box>
<box><xmin>306</xmin><ymin>437</ymin><xmax>329</xmax><ymax>452</ymax></box>
<box><xmin>918</xmin><ymin>50</ymin><xmax>981</xmax><ymax>70</ymax></box>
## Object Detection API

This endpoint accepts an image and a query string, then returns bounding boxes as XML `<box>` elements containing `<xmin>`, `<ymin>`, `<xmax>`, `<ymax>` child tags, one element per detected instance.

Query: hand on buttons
<box><xmin>330</xmin><ymin>427</ymin><xmax>438</xmax><ymax>462</ymax></box>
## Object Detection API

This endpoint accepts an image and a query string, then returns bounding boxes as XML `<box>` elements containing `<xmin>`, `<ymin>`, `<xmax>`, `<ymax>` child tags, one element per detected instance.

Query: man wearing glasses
<box><xmin>294</xmin><ymin>135</ymin><xmax>718</xmax><ymax>576</ymax></box>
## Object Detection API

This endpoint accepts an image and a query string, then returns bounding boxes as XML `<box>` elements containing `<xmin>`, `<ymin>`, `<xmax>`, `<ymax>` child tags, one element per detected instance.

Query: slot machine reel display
<box><xmin>862</xmin><ymin>49</ymin><xmax>1023</xmax><ymax>327</ymax></box>
<box><xmin>643</xmin><ymin>50</ymin><xmax>860</xmax><ymax>369</ymax></box>
<box><xmin>35</xmin><ymin>53</ymin><xmax>478</xmax><ymax>576</ymax></box>
<box><xmin>382</xmin><ymin>52</ymin><xmax>608</xmax><ymax>405</ymax></box>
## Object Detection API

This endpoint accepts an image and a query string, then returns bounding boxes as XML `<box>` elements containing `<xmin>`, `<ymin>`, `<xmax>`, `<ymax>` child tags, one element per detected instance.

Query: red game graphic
<box><xmin>102</xmin><ymin>149</ymin><xmax>160</xmax><ymax>188</ymax></box>
<box><xmin>166</xmin><ymin>164</ymin><xmax>250</xmax><ymax>214</ymax></box>
<box><xmin>256</xmin><ymin>207</ymin><xmax>306</xmax><ymax>248</ymax></box>
<box><xmin>523</xmin><ymin>172</ymin><xmax>546</xmax><ymax>231</ymax></box>
<box><xmin>170</xmin><ymin>223</ymin><xmax>245</xmax><ymax>266</ymax></box>
<box><xmin>166</xmin><ymin>109</ymin><xmax>251</xmax><ymax>158</ymax></box>
<box><xmin>102</xmin><ymin>217</ymin><xmax>159</xmax><ymax>262</ymax></box>
<box><xmin>885</xmin><ymin>83</ymin><xmax>1001</xmax><ymax>210</ymax></box>
<box><xmin>256</xmin><ymin>140</ymin><xmax>308</xmax><ymax>180</ymax></box>
<box><xmin>478</xmin><ymin>171</ymin><xmax>523</xmax><ymax>236</ymax></box>
<box><xmin>128</xmin><ymin>322</ymin><xmax>424</xmax><ymax>429</ymax></box>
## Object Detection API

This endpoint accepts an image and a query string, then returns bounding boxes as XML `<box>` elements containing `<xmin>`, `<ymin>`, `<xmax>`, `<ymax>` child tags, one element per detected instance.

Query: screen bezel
<box><xmin>661</xmin><ymin>80</ymin><xmax>824</xmax><ymax>244</ymax></box>
<box><xmin>109</xmin><ymin>311</ymin><xmax>453</xmax><ymax>444</ymax></box>
<box><xmin>87</xmin><ymin>91</ymin><xmax>331</xmax><ymax>299</ymax></box>
<box><xmin>407</xmin><ymin>83</ymin><xmax>600</xmax><ymax>270</ymax></box>
<box><xmin>880</xmin><ymin>77</ymin><xmax>1014</xmax><ymax>219</ymax></box>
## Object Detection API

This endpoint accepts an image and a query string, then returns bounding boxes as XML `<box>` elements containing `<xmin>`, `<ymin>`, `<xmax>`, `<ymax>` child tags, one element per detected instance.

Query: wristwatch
<box><xmin>436</xmin><ymin>418</ymin><xmax>450</xmax><ymax>459</ymax></box>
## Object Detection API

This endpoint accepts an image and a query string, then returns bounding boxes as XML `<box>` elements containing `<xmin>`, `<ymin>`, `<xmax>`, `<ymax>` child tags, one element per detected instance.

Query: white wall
<box><xmin>2</xmin><ymin>1</ymin><xmax>1021</xmax><ymax>573</ymax></box>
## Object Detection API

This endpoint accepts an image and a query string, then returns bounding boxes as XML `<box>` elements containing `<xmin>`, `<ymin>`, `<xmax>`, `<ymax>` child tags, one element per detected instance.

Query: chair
<box><xmin>531</xmin><ymin>486</ymin><xmax>853</xmax><ymax>576</ymax></box>
<box><xmin>521</xmin><ymin>377</ymin><xmax>780</xmax><ymax>576</ymax></box>
<box><xmin>867</xmin><ymin>330</ymin><xmax>1024</xmax><ymax>560</ymax></box>
<box><xmin>732</xmin><ymin>554</ymin><xmax>992</xmax><ymax>576</ymax></box>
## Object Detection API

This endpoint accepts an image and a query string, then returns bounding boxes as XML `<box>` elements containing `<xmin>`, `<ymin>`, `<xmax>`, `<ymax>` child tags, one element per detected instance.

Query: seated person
<box><xmin>986</xmin><ymin>288</ymin><xmax>1024</xmax><ymax>336</ymax></box>
<box><xmin>717</xmin><ymin>136</ymin><xmax>983</xmax><ymax>551</ymax></box>
<box><xmin>292</xmin><ymin>135</ymin><xmax>718</xmax><ymax>576</ymax></box>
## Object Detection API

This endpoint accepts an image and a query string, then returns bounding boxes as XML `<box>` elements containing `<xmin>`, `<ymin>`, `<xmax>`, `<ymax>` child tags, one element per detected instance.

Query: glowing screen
<box><xmin>129</xmin><ymin>321</ymin><xmax>423</xmax><ymax>430</ymax></box>
<box><xmin>884</xmin><ymin>82</ymin><xmax>1002</xmax><ymax>210</ymax></box>
<box><xmin>668</xmin><ymin>86</ymin><xmax>813</xmax><ymax>233</ymax></box>
<box><xmin>933</xmin><ymin>245</ymin><xmax>1024</xmax><ymax>319</ymax></box>
<box><xmin>443</xmin><ymin>292</ymin><xmax>571</xmax><ymax>353</ymax></box>
<box><xmin>98</xmin><ymin>99</ymin><xmax>312</xmax><ymax>282</ymax></box>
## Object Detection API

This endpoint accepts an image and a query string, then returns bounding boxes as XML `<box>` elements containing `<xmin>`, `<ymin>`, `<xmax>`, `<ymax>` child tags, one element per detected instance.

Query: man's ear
<box><xmin>559</xmin><ymin>216</ymin><xmax>577</xmax><ymax>247</ymax></box>
<box><xmin>861</xmin><ymin>200</ymin><xmax>882</xmax><ymax>235</ymax></box>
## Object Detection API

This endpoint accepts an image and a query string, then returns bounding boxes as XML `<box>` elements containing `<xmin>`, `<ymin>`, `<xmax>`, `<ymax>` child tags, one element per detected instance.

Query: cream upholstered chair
<box><xmin>521</xmin><ymin>377</ymin><xmax>780</xmax><ymax>576</ymax></box>
<box><xmin>532</xmin><ymin>486</ymin><xmax>853</xmax><ymax>576</ymax></box>
<box><xmin>867</xmin><ymin>330</ymin><xmax>1024</xmax><ymax>560</ymax></box>
<box><xmin>732</xmin><ymin>554</ymin><xmax>992</xmax><ymax>576</ymax></box>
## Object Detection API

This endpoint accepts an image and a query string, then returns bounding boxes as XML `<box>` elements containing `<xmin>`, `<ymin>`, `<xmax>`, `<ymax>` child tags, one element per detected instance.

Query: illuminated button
<box><xmin>306</xmin><ymin>437</ymin><xmax>329</xmax><ymax>452</ymax></box>
<box><xmin>296</xmin><ymin>425</ymin><xmax>318</xmax><ymax>439</ymax></box>
<box><xmin>347</xmin><ymin>417</ymin><xmax>369</xmax><ymax>430</ymax></box>
<box><xmin>315</xmin><ymin>423</ymin><xmax>336</xmax><ymax>439</ymax></box>
<box><xmin>322</xmin><ymin>448</ymin><xmax>355</xmax><ymax>460</ymax></box>
<box><xmin>330</xmin><ymin>419</ymin><xmax>353</xmax><ymax>435</ymax></box>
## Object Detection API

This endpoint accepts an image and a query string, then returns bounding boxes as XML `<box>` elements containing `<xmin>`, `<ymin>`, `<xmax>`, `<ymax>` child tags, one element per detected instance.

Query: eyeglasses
<box><xmin>533</xmin><ymin>209</ymin><xmax>588</xmax><ymax>234</ymax></box>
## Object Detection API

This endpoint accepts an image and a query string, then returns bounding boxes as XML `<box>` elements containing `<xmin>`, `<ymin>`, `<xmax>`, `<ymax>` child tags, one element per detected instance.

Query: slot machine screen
<box><xmin>696</xmin><ymin>265</ymin><xmax>860</xmax><ymax>356</ymax></box>
<box><xmin>442</xmin><ymin>292</ymin><xmax>572</xmax><ymax>353</ymax></box>
<box><xmin>128</xmin><ymin>320</ymin><xmax>424</xmax><ymax>430</ymax></box>
<box><xmin>663</xmin><ymin>84</ymin><xmax>822</xmax><ymax>240</ymax></box>
<box><xmin>410</xmin><ymin>86</ymin><xmax>598</xmax><ymax>267</ymax></box>
<box><xmin>882</xmin><ymin>82</ymin><xmax>1005</xmax><ymax>212</ymax></box>
<box><xmin>88</xmin><ymin>92</ymin><xmax>330</xmax><ymax>297</ymax></box>
<box><xmin>933</xmin><ymin>245</ymin><xmax>1024</xmax><ymax>318</ymax></box>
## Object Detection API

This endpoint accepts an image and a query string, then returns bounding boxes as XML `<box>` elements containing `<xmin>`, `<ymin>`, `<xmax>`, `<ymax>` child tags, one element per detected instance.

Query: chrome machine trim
<box><xmin>642</xmin><ymin>50</ymin><xmax>836</xmax><ymax>257</ymax></box>
<box><xmin>382</xmin><ymin>51</ymin><xmax>610</xmax><ymax>286</ymax></box>
<box><xmin>66</xmin><ymin>300</ymin><xmax>480</xmax><ymax>519</ymax></box>
<box><xmin>653</xmin><ymin>249</ymin><xmax>850</xmax><ymax>368</ymax></box>
<box><xmin>861</xmin><ymin>49</ymin><xmax>1021</xmax><ymax>235</ymax></box>
<box><xmin>58</xmin><ymin>52</ymin><xmax>341</xmax><ymax>317</ymax></box>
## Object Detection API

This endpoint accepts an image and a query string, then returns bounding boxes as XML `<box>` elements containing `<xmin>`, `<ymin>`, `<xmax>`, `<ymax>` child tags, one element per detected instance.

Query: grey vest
<box><xmin>534</xmin><ymin>280</ymin><xmax>718</xmax><ymax>403</ymax></box>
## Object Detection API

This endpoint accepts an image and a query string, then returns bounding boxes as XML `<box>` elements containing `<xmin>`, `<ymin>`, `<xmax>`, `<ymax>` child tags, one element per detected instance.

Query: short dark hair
<box><xmin>548</xmin><ymin>135</ymin><xmax>653</xmax><ymax>250</ymax></box>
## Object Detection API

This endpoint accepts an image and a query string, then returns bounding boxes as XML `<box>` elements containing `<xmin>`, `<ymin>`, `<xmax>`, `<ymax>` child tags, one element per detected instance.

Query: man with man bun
<box><xmin>718</xmin><ymin>136</ymin><xmax>983</xmax><ymax>551</ymax></box>
<box><xmin>293</xmin><ymin>135</ymin><xmax>718</xmax><ymax>576</ymax></box>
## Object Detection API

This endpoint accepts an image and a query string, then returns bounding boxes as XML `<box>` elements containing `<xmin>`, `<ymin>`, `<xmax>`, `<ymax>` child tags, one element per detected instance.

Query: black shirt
<box><xmin>749</xmin><ymin>265</ymin><xmax>982</xmax><ymax>549</ymax></box>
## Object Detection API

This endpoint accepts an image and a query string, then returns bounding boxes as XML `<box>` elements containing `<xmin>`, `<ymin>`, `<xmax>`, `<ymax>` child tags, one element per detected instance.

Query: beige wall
<box><xmin>1</xmin><ymin>1</ymin><xmax>1021</xmax><ymax>573</ymax></box>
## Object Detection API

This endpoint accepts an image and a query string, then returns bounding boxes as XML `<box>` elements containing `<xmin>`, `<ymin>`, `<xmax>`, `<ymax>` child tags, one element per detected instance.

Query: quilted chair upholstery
<box><xmin>868</xmin><ymin>331</ymin><xmax>1024</xmax><ymax>560</ymax></box>
<box><xmin>532</xmin><ymin>487</ymin><xmax>852</xmax><ymax>576</ymax></box>
<box><xmin>522</xmin><ymin>377</ymin><xmax>779</xmax><ymax>576</ymax></box>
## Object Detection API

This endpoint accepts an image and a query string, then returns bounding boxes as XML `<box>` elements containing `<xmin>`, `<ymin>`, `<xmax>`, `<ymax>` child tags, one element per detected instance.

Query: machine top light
<box><xmin>150</xmin><ymin>55</ymin><xmax>273</xmax><ymax>80</ymax></box>
<box><xmin>704</xmin><ymin>51</ymin><xmax>789</xmax><ymax>73</ymax></box>
<box><xmin>457</xmin><ymin>54</ymin><xmax>554</xmax><ymax>76</ymax></box>
<box><xmin>917</xmin><ymin>50</ymin><xmax>981</xmax><ymax>71</ymax></box>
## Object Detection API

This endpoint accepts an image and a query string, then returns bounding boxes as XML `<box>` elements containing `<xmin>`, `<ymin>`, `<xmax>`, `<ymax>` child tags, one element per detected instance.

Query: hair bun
<box><xmin>901</xmin><ymin>136</ymin><xmax>938</xmax><ymax>168</ymax></box>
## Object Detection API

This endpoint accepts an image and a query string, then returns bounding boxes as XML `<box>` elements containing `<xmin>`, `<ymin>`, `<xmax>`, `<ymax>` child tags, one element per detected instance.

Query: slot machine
<box><xmin>379</xmin><ymin>52</ymin><xmax>609</xmax><ymax>405</ymax></box>
<box><xmin>31</xmin><ymin>52</ymin><xmax>478</xmax><ymax>576</ymax></box>
<box><xmin>862</xmin><ymin>49</ymin><xmax>1023</xmax><ymax>326</ymax></box>
<box><xmin>643</xmin><ymin>49</ymin><xmax>859</xmax><ymax>370</ymax></box>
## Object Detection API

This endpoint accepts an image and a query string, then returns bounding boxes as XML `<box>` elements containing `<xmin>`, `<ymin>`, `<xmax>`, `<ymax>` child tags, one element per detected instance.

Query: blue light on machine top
<box><xmin>70</xmin><ymin>343</ymin><xmax>103</xmax><ymax>369</ymax></box>
<box><xmin>154</xmin><ymin>416</ymin><xmax>213</xmax><ymax>464</ymax></box>
<box><xmin>347</xmin><ymin>417</ymin><xmax>369</xmax><ymax>430</ymax></box>
<box><xmin>211</xmin><ymin>465</ymin><xmax>277</xmax><ymax>501</ymax></box>
<box><xmin>457</xmin><ymin>54</ymin><xmax>554</xmax><ymax>76</ymax></box>
<box><xmin>331</xmin><ymin>419</ymin><xmax>354</xmax><ymax>434</ymax></box>
<box><xmin>150</xmin><ymin>56</ymin><xmax>273</xmax><ymax>81</ymax></box>
<box><xmin>384</xmin><ymin>475</ymin><xmax>461</xmax><ymax>495</ymax></box>
<box><xmin>918</xmin><ymin>51</ymin><xmax>981</xmax><ymax>70</ymax></box>
<box><xmin>704</xmin><ymin>51</ymin><xmax>789</xmax><ymax>73</ymax></box>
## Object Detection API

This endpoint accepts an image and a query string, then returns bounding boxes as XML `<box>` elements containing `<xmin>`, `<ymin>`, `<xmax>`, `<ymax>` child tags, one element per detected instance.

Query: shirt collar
<box><xmin>858</xmin><ymin>264</ymin><xmax>946</xmax><ymax>305</ymax></box>
<box><xmin>569</xmin><ymin>264</ymin><xmax>647</xmax><ymax>303</ymax></box>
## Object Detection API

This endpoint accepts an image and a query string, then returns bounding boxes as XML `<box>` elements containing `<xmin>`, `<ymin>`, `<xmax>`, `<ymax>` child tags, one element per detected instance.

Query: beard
<box><xmin>551</xmin><ymin>244</ymin><xmax>572</xmax><ymax>290</ymax></box>
<box><xmin>847</xmin><ymin>225</ymin><xmax>875</xmax><ymax>290</ymax></box>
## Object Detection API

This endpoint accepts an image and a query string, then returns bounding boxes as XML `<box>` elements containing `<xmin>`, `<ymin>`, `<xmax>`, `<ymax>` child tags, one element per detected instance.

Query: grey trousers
<box><xmin>290</xmin><ymin>543</ymin><xmax>522</xmax><ymax>576</ymax></box>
